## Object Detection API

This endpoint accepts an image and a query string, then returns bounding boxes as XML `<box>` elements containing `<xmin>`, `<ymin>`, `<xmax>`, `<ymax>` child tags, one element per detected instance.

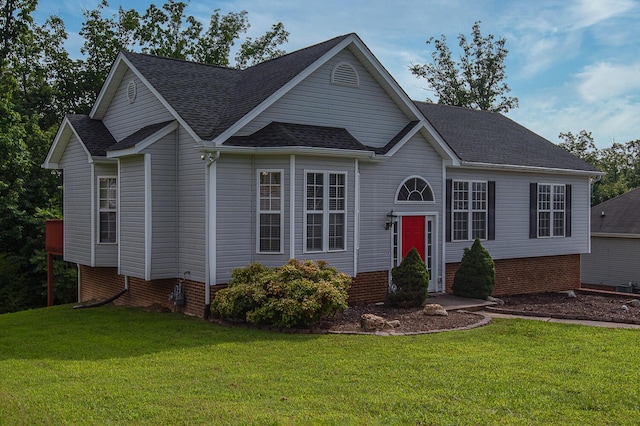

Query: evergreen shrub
<box><xmin>452</xmin><ymin>238</ymin><xmax>496</xmax><ymax>299</ymax></box>
<box><xmin>387</xmin><ymin>247</ymin><xmax>429</xmax><ymax>307</ymax></box>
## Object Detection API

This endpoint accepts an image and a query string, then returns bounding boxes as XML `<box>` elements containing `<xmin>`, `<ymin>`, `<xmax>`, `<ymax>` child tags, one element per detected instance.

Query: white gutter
<box><xmin>457</xmin><ymin>161</ymin><xmax>605</xmax><ymax>177</ymax></box>
<box><xmin>204</xmin><ymin>151</ymin><xmax>220</xmax><ymax>318</ymax></box>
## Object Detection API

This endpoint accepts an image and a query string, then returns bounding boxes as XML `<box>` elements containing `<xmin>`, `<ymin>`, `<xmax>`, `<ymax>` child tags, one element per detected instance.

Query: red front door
<box><xmin>402</xmin><ymin>216</ymin><xmax>425</xmax><ymax>261</ymax></box>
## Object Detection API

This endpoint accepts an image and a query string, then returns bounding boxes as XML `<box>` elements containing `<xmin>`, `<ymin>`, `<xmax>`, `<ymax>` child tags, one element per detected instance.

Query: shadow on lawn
<box><xmin>0</xmin><ymin>305</ymin><xmax>321</xmax><ymax>361</ymax></box>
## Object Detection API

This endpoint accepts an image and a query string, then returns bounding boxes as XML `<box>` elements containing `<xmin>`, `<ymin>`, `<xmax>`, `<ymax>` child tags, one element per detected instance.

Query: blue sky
<box><xmin>33</xmin><ymin>0</ymin><xmax>640</xmax><ymax>148</ymax></box>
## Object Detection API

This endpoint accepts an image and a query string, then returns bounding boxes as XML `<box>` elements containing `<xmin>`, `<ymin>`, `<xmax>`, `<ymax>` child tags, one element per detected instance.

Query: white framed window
<box><xmin>257</xmin><ymin>170</ymin><xmax>283</xmax><ymax>253</ymax></box>
<box><xmin>538</xmin><ymin>184</ymin><xmax>565</xmax><ymax>238</ymax></box>
<box><xmin>452</xmin><ymin>180</ymin><xmax>487</xmax><ymax>241</ymax></box>
<box><xmin>304</xmin><ymin>171</ymin><xmax>346</xmax><ymax>252</ymax></box>
<box><xmin>396</xmin><ymin>176</ymin><xmax>435</xmax><ymax>203</ymax></box>
<box><xmin>98</xmin><ymin>176</ymin><xmax>117</xmax><ymax>244</ymax></box>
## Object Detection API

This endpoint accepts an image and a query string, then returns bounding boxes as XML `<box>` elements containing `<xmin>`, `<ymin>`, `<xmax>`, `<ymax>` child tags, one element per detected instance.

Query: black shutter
<box><xmin>565</xmin><ymin>184</ymin><xmax>572</xmax><ymax>237</ymax></box>
<box><xmin>529</xmin><ymin>183</ymin><xmax>537</xmax><ymax>239</ymax></box>
<box><xmin>445</xmin><ymin>179</ymin><xmax>452</xmax><ymax>242</ymax></box>
<box><xmin>487</xmin><ymin>181</ymin><xmax>495</xmax><ymax>240</ymax></box>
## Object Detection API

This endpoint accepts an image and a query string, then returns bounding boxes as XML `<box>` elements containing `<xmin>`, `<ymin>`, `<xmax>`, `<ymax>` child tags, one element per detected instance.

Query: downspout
<box><xmin>204</xmin><ymin>151</ymin><xmax>220</xmax><ymax>319</ymax></box>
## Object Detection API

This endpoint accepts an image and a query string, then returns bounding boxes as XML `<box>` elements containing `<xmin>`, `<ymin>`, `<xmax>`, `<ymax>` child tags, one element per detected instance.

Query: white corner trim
<box><xmin>353</xmin><ymin>158</ymin><xmax>360</xmax><ymax>276</ymax></box>
<box><xmin>90</xmin><ymin>163</ymin><xmax>96</xmax><ymax>267</ymax></box>
<box><xmin>290</xmin><ymin>155</ymin><xmax>296</xmax><ymax>260</ymax></box>
<box><xmin>117</xmin><ymin>159</ymin><xmax>121</xmax><ymax>274</ymax></box>
<box><xmin>144</xmin><ymin>153</ymin><xmax>152</xmax><ymax>280</ymax></box>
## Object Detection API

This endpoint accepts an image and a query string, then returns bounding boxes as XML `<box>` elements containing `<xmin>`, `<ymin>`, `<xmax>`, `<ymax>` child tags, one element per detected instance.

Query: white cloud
<box><xmin>568</xmin><ymin>0</ymin><xmax>636</xmax><ymax>30</ymax></box>
<box><xmin>576</xmin><ymin>62</ymin><xmax>640</xmax><ymax>103</ymax></box>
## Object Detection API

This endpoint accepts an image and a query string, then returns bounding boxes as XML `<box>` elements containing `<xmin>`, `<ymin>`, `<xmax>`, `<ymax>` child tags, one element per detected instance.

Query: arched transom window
<box><xmin>396</xmin><ymin>176</ymin><xmax>434</xmax><ymax>202</ymax></box>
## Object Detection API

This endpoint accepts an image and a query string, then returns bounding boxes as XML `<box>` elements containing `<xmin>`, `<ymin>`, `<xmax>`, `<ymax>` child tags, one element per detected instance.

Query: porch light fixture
<box><xmin>385</xmin><ymin>210</ymin><xmax>397</xmax><ymax>230</ymax></box>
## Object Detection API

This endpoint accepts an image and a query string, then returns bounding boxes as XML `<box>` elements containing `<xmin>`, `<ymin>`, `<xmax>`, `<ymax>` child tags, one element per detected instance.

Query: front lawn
<box><xmin>1</xmin><ymin>305</ymin><xmax>639</xmax><ymax>425</ymax></box>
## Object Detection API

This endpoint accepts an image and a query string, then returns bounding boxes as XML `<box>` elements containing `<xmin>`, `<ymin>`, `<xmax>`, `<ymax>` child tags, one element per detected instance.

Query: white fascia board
<box><xmin>43</xmin><ymin>117</ymin><xmax>93</xmax><ymax>168</ymax></box>
<box><xmin>200</xmin><ymin>144</ymin><xmax>377</xmax><ymax>160</ymax></box>
<box><xmin>455</xmin><ymin>161</ymin><xmax>605</xmax><ymax>177</ymax></box>
<box><xmin>106</xmin><ymin>121</ymin><xmax>178</xmax><ymax>158</ymax></box>
<box><xmin>90</xmin><ymin>52</ymin><xmax>129</xmax><ymax>119</ymax></box>
<box><xmin>592</xmin><ymin>232</ymin><xmax>640</xmax><ymax>239</ymax></box>
<box><xmin>92</xmin><ymin>54</ymin><xmax>202</xmax><ymax>144</ymax></box>
<box><xmin>211</xmin><ymin>35</ymin><xmax>359</xmax><ymax>145</ymax></box>
<box><xmin>380</xmin><ymin>122</ymin><xmax>459</xmax><ymax>165</ymax></box>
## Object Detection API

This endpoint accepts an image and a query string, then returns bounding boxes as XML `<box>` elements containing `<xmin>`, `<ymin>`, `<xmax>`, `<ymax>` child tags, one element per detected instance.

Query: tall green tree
<box><xmin>558</xmin><ymin>131</ymin><xmax>640</xmax><ymax>205</ymax></box>
<box><xmin>410</xmin><ymin>21</ymin><xmax>518</xmax><ymax>113</ymax></box>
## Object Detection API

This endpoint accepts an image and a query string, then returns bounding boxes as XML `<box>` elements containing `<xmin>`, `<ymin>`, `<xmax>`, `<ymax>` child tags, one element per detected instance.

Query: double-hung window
<box><xmin>305</xmin><ymin>171</ymin><xmax>346</xmax><ymax>252</ymax></box>
<box><xmin>452</xmin><ymin>180</ymin><xmax>487</xmax><ymax>241</ymax></box>
<box><xmin>258</xmin><ymin>170</ymin><xmax>283</xmax><ymax>253</ymax></box>
<box><xmin>537</xmin><ymin>184</ymin><xmax>565</xmax><ymax>237</ymax></box>
<box><xmin>98</xmin><ymin>177</ymin><xmax>117</xmax><ymax>243</ymax></box>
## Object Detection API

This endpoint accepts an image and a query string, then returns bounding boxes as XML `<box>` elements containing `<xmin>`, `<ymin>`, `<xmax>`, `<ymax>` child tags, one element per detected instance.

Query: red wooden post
<box><xmin>47</xmin><ymin>253</ymin><xmax>54</xmax><ymax>307</ymax></box>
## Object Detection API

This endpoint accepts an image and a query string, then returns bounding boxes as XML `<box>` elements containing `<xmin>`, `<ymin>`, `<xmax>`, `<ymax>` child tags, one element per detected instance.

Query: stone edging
<box><xmin>210</xmin><ymin>311</ymin><xmax>493</xmax><ymax>335</ymax></box>
<box><xmin>485</xmin><ymin>306</ymin><xmax>640</xmax><ymax>325</ymax></box>
<box><xmin>325</xmin><ymin>311</ymin><xmax>492</xmax><ymax>336</ymax></box>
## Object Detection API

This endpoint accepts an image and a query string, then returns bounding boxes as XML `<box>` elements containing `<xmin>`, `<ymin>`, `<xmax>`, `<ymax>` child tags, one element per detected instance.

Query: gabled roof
<box><xmin>117</xmin><ymin>35</ymin><xmax>351</xmax><ymax>142</ymax></box>
<box><xmin>591</xmin><ymin>187</ymin><xmax>640</xmax><ymax>236</ymax></box>
<box><xmin>108</xmin><ymin>120</ymin><xmax>175</xmax><ymax>152</ymax></box>
<box><xmin>43</xmin><ymin>115</ymin><xmax>117</xmax><ymax>168</ymax></box>
<box><xmin>415</xmin><ymin>102</ymin><xmax>601</xmax><ymax>173</ymax></box>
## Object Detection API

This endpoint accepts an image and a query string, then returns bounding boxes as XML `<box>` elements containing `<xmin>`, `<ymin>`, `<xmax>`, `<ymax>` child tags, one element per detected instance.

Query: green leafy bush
<box><xmin>452</xmin><ymin>239</ymin><xmax>496</xmax><ymax>299</ymax></box>
<box><xmin>388</xmin><ymin>247</ymin><xmax>429</xmax><ymax>307</ymax></box>
<box><xmin>211</xmin><ymin>259</ymin><xmax>351</xmax><ymax>328</ymax></box>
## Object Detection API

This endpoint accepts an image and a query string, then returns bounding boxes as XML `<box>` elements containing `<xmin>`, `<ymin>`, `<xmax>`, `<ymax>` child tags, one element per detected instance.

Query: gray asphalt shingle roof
<box><xmin>108</xmin><ymin>121</ymin><xmax>174</xmax><ymax>151</ymax></box>
<box><xmin>66</xmin><ymin>115</ymin><xmax>116</xmax><ymax>157</ymax></box>
<box><xmin>415</xmin><ymin>102</ymin><xmax>600</xmax><ymax>172</ymax></box>
<box><xmin>226</xmin><ymin>122</ymin><xmax>369</xmax><ymax>151</ymax></box>
<box><xmin>591</xmin><ymin>187</ymin><xmax>640</xmax><ymax>235</ymax></box>
<box><xmin>66</xmin><ymin>33</ymin><xmax>603</xmax><ymax>175</ymax></box>
<box><xmin>122</xmin><ymin>34</ymin><xmax>350</xmax><ymax>141</ymax></box>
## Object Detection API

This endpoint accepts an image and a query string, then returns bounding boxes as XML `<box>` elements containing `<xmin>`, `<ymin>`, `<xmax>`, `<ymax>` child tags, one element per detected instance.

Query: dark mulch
<box><xmin>494</xmin><ymin>291</ymin><xmax>640</xmax><ymax>324</ymax></box>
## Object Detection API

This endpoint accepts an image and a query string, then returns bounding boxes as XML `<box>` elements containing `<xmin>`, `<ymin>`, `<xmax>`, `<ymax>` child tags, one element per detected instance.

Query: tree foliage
<box><xmin>558</xmin><ymin>131</ymin><xmax>640</xmax><ymax>205</ymax></box>
<box><xmin>0</xmin><ymin>0</ymin><xmax>288</xmax><ymax>313</ymax></box>
<box><xmin>410</xmin><ymin>21</ymin><xmax>518</xmax><ymax>113</ymax></box>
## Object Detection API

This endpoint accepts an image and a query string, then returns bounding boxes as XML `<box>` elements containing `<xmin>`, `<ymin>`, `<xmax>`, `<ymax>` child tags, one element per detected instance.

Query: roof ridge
<box><xmin>122</xmin><ymin>50</ymin><xmax>240</xmax><ymax>71</ymax></box>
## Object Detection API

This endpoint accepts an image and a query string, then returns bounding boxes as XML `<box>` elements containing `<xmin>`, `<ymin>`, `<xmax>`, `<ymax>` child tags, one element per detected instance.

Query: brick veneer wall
<box><xmin>79</xmin><ymin>265</ymin><xmax>227</xmax><ymax>317</ymax></box>
<box><xmin>348</xmin><ymin>270</ymin><xmax>389</xmax><ymax>304</ymax></box>
<box><xmin>445</xmin><ymin>254</ymin><xmax>581</xmax><ymax>296</ymax></box>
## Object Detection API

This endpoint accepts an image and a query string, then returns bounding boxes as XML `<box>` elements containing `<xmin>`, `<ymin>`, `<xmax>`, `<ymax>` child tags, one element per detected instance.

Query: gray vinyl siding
<box><xmin>216</xmin><ymin>154</ymin><xmax>253</xmax><ymax>282</ymax></box>
<box><xmin>237</xmin><ymin>48</ymin><xmax>409</xmax><ymax>148</ymax></box>
<box><xmin>359</xmin><ymin>134</ymin><xmax>444</xmax><ymax>276</ymax></box>
<box><xmin>294</xmin><ymin>157</ymin><xmax>356</xmax><ymax>274</ymax></box>
<box><xmin>581</xmin><ymin>237</ymin><xmax>640</xmax><ymax>288</ymax></box>
<box><xmin>102</xmin><ymin>69</ymin><xmax>174</xmax><ymax>142</ymax></box>
<box><xmin>59</xmin><ymin>136</ymin><xmax>92</xmax><ymax>265</ymax></box>
<box><xmin>143</xmin><ymin>132</ymin><xmax>177</xmax><ymax>279</ymax></box>
<box><xmin>177</xmin><ymin>126</ymin><xmax>206</xmax><ymax>283</ymax></box>
<box><xmin>119</xmin><ymin>155</ymin><xmax>146</xmax><ymax>278</ymax></box>
<box><xmin>445</xmin><ymin>169</ymin><xmax>591</xmax><ymax>263</ymax></box>
<box><xmin>93</xmin><ymin>162</ymin><xmax>118</xmax><ymax>266</ymax></box>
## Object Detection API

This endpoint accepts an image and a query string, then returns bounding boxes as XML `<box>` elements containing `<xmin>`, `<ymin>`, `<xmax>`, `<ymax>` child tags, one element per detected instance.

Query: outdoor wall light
<box><xmin>385</xmin><ymin>210</ymin><xmax>397</xmax><ymax>230</ymax></box>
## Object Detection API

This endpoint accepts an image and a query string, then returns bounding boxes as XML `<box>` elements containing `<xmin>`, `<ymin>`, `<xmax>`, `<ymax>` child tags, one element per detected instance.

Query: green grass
<box><xmin>1</xmin><ymin>306</ymin><xmax>639</xmax><ymax>425</ymax></box>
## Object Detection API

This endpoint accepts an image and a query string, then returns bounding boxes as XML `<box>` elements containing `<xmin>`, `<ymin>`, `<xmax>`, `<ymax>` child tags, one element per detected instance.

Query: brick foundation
<box><xmin>348</xmin><ymin>270</ymin><xmax>389</xmax><ymax>304</ymax></box>
<box><xmin>79</xmin><ymin>265</ymin><xmax>226</xmax><ymax>317</ymax></box>
<box><xmin>445</xmin><ymin>254</ymin><xmax>581</xmax><ymax>296</ymax></box>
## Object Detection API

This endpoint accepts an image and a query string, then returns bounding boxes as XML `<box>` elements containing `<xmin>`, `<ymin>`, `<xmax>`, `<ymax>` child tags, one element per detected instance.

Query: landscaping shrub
<box><xmin>211</xmin><ymin>259</ymin><xmax>351</xmax><ymax>328</ymax></box>
<box><xmin>452</xmin><ymin>238</ymin><xmax>495</xmax><ymax>299</ymax></box>
<box><xmin>387</xmin><ymin>247</ymin><xmax>429</xmax><ymax>307</ymax></box>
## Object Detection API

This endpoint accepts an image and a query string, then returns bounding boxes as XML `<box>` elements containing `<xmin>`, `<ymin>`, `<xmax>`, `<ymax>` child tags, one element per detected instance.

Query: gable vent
<box><xmin>127</xmin><ymin>80</ymin><xmax>137</xmax><ymax>103</ymax></box>
<box><xmin>331</xmin><ymin>62</ymin><xmax>359</xmax><ymax>88</ymax></box>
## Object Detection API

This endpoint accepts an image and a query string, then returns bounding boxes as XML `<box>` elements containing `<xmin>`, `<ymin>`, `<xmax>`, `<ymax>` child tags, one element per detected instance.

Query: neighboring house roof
<box><xmin>66</xmin><ymin>115</ymin><xmax>116</xmax><ymax>157</ymax></box>
<box><xmin>591</xmin><ymin>187</ymin><xmax>640</xmax><ymax>235</ymax></box>
<box><xmin>415</xmin><ymin>102</ymin><xmax>600</xmax><ymax>173</ymax></box>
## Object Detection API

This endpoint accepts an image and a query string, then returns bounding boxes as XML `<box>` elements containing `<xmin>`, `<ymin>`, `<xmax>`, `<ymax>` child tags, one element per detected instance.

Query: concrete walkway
<box><xmin>429</xmin><ymin>293</ymin><xmax>640</xmax><ymax>329</ymax></box>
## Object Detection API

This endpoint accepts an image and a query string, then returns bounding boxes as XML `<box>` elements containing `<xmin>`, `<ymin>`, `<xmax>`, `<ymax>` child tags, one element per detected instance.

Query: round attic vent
<box><xmin>331</xmin><ymin>62</ymin><xmax>359</xmax><ymax>88</ymax></box>
<box><xmin>127</xmin><ymin>80</ymin><xmax>137</xmax><ymax>103</ymax></box>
